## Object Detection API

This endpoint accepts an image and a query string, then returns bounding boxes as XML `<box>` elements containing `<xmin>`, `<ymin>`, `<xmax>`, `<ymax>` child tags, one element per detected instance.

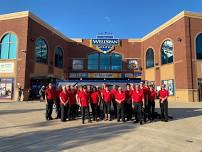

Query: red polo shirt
<box><xmin>132</xmin><ymin>90</ymin><xmax>144</xmax><ymax>103</ymax></box>
<box><xmin>125</xmin><ymin>89</ymin><xmax>132</xmax><ymax>100</ymax></box>
<box><xmin>111</xmin><ymin>89</ymin><xmax>117</xmax><ymax>99</ymax></box>
<box><xmin>80</xmin><ymin>91</ymin><xmax>89</xmax><ymax>107</ymax></box>
<box><xmin>143</xmin><ymin>86</ymin><xmax>149</xmax><ymax>95</ymax></box>
<box><xmin>159</xmin><ymin>89</ymin><xmax>169</xmax><ymax>99</ymax></box>
<box><xmin>149</xmin><ymin>90</ymin><xmax>157</xmax><ymax>101</ymax></box>
<box><xmin>91</xmin><ymin>91</ymin><xmax>99</xmax><ymax>104</ymax></box>
<box><xmin>69</xmin><ymin>90</ymin><xmax>77</xmax><ymax>105</ymax></box>
<box><xmin>115</xmin><ymin>91</ymin><xmax>126</xmax><ymax>104</ymax></box>
<box><xmin>56</xmin><ymin>89</ymin><xmax>62</xmax><ymax>99</ymax></box>
<box><xmin>59</xmin><ymin>91</ymin><xmax>69</xmax><ymax>105</ymax></box>
<box><xmin>102</xmin><ymin>91</ymin><xmax>112</xmax><ymax>103</ymax></box>
<box><xmin>45</xmin><ymin>88</ymin><xmax>55</xmax><ymax>100</ymax></box>
<box><xmin>101</xmin><ymin>89</ymin><xmax>106</xmax><ymax>95</ymax></box>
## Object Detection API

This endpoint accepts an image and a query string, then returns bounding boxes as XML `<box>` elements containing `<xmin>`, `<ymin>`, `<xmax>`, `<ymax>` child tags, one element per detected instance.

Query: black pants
<box><xmin>46</xmin><ymin>99</ymin><xmax>53</xmax><ymax>120</ymax></box>
<box><xmin>81</xmin><ymin>106</ymin><xmax>90</xmax><ymax>123</ymax></box>
<box><xmin>91</xmin><ymin>103</ymin><xmax>99</xmax><ymax>120</ymax></box>
<box><xmin>133</xmin><ymin>102</ymin><xmax>143</xmax><ymax>122</ymax></box>
<box><xmin>98</xmin><ymin>100</ymin><xmax>104</xmax><ymax>119</ymax></box>
<box><xmin>160</xmin><ymin>100</ymin><xmax>168</xmax><ymax>121</ymax></box>
<box><xmin>117</xmin><ymin>103</ymin><xmax>125</xmax><ymax>121</ymax></box>
<box><xmin>103</xmin><ymin>102</ymin><xmax>111</xmax><ymax>115</ymax></box>
<box><xmin>148</xmin><ymin>100</ymin><xmax>155</xmax><ymax>120</ymax></box>
<box><xmin>70</xmin><ymin>104</ymin><xmax>77</xmax><ymax>119</ymax></box>
<box><xmin>54</xmin><ymin>98</ymin><xmax>61</xmax><ymax>118</ymax></box>
<box><xmin>112</xmin><ymin>99</ymin><xmax>117</xmax><ymax>118</ymax></box>
<box><xmin>125</xmin><ymin>99</ymin><xmax>132</xmax><ymax>120</ymax></box>
<box><xmin>61</xmin><ymin>104</ymin><xmax>68</xmax><ymax>122</ymax></box>
<box><xmin>143</xmin><ymin>99</ymin><xmax>149</xmax><ymax>122</ymax></box>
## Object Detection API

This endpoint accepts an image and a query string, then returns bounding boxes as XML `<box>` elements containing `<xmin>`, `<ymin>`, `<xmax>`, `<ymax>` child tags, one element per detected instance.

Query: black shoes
<box><xmin>48</xmin><ymin>117</ymin><xmax>53</xmax><ymax>120</ymax></box>
<box><xmin>133</xmin><ymin>120</ymin><xmax>139</xmax><ymax>124</ymax></box>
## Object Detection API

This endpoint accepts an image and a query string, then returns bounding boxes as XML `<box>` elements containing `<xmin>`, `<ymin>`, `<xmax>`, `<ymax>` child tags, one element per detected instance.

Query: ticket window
<box><xmin>0</xmin><ymin>78</ymin><xmax>14</xmax><ymax>99</ymax></box>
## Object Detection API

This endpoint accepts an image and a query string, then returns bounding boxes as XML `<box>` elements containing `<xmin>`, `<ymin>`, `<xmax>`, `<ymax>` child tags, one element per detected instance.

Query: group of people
<box><xmin>44</xmin><ymin>82</ymin><xmax>169</xmax><ymax>125</ymax></box>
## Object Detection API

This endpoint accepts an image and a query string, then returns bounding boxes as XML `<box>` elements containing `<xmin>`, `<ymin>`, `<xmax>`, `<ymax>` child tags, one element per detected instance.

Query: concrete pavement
<box><xmin>0</xmin><ymin>101</ymin><xmax>202</xmax><ymax>152</ymax></box>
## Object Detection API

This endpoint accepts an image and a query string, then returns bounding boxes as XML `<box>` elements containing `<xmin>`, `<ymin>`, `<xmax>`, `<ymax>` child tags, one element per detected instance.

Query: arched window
<box><xmin>55</xmin><ymin>47</ymin><xmax>63</xmax><ymax>68</ymax></box>
<box><xmin>196</xmin><ymin>33</ymin><xmax>202</xmax><ymax>59</ymax></box>
<box><xmin>88</xmin><ymin>53</ymin><xmax>99</xmax><ymax>70</ymax></box>
<box><xmin>161</xmin><ymin>40</ymin><xmax>173</xmax><ymax>65</ymax></box>
<box><xmin>100</xmin><ymin>53</ymin><xmax>110</xmax><ymax>70</ymax></box>
<box><xmin>0</xmin><ymin>33</ymin><xmax>17</xmax><ymax>59</ymax></box>
<box><xmin>35</xmin><ymin>38</ymin><xmax>48</xmax><ymax>64</ymax></box>
<box><xmin>146</xmin><ymin>48</ymin><xmax>154</xmax><ymax>68</ymax></box>
<box><xmin>112</xmin><ymin>53</ymin><xmax>122</xmax><ymax>70</ymax></box>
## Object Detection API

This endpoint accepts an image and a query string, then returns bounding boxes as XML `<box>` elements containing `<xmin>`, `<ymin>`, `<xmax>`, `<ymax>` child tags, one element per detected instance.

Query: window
<box><xmin>73</xmin><ymin>59</ymin><xmax>83</xmax><ymax>70</ymax></box>
<box><xmin>128</xmin><ymin>59</ymin><xmax>138</xmax><ymax>70</ymax></box>
<box><xmin>146</xmin><ymin>48</ymin><xmax>154</xmax><ymax>68</ymax></box>
<box><xmin>87</xmin><ymin>52</ymin><xmax>122</xmax><ymax>70</ymax></box>
<box><xmin>0</xmin><ymin>33</ymin><xmax>17</xmax><ymax>59</ymax></box>
<box><xmin>100</xmin><ymin>53</ymin><xmax>110</xmax><ymax>70</ymax></box>
<box><xmin>88</xmin><ymin>53</ymin><xmax>99</xmax><ymax>70</ymax></box>
<box><xmin>196</xmin><ymin>33</ymin><xmax>202</xmax><ymax>59</ymax></box>
<box><xmin>55</xmin><ymin>47</ymin><xmax>63</xmax><ymax>68</ymax></box>
<box><xmin>111</xmin><ymin>53</ymin><xmax>122</xmax><ymax>70</ymax></box>
<box><xmin>161</xmin><ymin>40</ymin><xmax>173</xmax><ymax>65</ymax></box>
<box><xmin>35</xmin><ymin>38</ymin><xmax>48</xmax><ymax>64</ymax></box>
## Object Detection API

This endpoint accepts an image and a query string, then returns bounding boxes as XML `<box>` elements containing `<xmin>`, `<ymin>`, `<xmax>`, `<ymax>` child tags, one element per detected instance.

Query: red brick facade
<box><xmin>0</xmin><ymin>11</ymin><xmax>202</xmax><ymax>102</ymax></box>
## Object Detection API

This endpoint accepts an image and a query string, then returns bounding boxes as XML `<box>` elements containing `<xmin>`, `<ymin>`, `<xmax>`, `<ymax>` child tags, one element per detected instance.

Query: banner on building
<box><xmin>0</xmin><ymin>62</ymin><xmax>14</xmax><ymax>73</ymax></box>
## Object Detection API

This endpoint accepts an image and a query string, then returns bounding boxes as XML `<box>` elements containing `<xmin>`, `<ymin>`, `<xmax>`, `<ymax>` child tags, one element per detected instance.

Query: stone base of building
<box><xmin>169</xmin><ymin>89</ymin><xmax>198</xmax><ymax>102</ymax></box>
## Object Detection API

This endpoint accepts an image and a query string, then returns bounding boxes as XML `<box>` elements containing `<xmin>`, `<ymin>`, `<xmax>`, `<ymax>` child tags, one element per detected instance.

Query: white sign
<box><xmin>0</xmin><ymin>62</ymin><xmax>14</xmax><ymax>73</ymax></box>
<box><xmin>69</xmin><ymin>73</ymin><xmax>88</xmax><ymax>78</ymax></box>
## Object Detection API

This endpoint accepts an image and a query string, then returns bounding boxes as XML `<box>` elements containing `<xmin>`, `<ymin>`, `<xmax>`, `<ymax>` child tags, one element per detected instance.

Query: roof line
<box><xmin>0</xmin><ymin>11</ymin><xmax>75</xmax><ymax>43</ymax></box>
<box><xmin>28</xmin><ymin>12</ymin><xmax>75</xmax><ymax>42</ymax></box>
<box><xmin>1</xmin><ymin>10</ymin><xmax>202</xmax><ymax>42</ymax></box>
<box><xmin>142</xmin><ymin>11</ymin><xmax>202</xmax><ymax>41</ymax></box>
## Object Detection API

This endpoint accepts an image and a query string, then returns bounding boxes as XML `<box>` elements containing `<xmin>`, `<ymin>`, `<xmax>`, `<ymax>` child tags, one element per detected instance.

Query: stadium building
<box><xmin>0</xmin><ymin>11</ymin><xmax>202</xmax><ymax>102</ymax></box>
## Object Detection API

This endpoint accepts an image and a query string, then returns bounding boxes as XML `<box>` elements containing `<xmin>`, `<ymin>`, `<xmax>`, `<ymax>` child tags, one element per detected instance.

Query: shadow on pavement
<box><xmin>168</xmin><ymin>108</ymin><xmax>202</xmax><ymax>120</ymax></box>
<box><xmin>0</xmin><ymin>122</ymin><xmax>135</xmax><ymax>152</ymax></box>
<box><xmin>155</xmin><ymin>107</ymin><xmax>202</xmax><ymax>121</ymax></box>
<box><xmin>0</xmin><ymin>108</ymin><xmax>44</xmax><ymax>115</ymax></box>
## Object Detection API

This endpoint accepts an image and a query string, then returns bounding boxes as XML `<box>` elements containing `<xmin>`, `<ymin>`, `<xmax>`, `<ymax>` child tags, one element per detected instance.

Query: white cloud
<box><xmin>104</xmin><ymin>16</ymin><xmax>111</xmax><ymax>23</ymax></box>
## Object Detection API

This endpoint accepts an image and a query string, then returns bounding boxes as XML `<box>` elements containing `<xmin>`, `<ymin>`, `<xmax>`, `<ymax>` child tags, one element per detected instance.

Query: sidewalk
<box><xmin>0</xmin><ymin>101</ymin><xmax>202</xmax><ymax>152</ymax></box>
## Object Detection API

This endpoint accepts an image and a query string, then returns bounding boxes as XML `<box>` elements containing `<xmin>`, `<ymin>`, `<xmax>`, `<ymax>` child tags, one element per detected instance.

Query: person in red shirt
<box><xmin>101</xmin><ymin>86</ymin><xmax>112</xmax><ymax>121</ymax></box>
<box><xmin>69</xmin><ymin>86</ymin><xmax>77</xmax><ymax>120</ymax></box>
<box><xmin>65</xmin><ymin>85</ymin><xmax>72</xmax><ymax>120</ymax></box>
<box><xmin>54</xmin><ymin>85</ymin><xmax>62</xmax><ymax>119</ymax></box>
<box><xmin>78</xmin><ymin>86</ymin><xmax>91</xmax><ymax>124</ymax></box>
<box><xmin>96</xmin><ymin>86</ymin><xmax>103</xmax><ymax>120</ymax></box>
<box><xmin>45</xmin><ymin>83</ymin><xmax>55</xmax><ymax>120</ymax></box>
<box><xmin>91</xmin><ymin>87</ymin><xmax>100</xmax><ymax>121</ymax></box>
<box><xmin>111</xmin><ymin>85</ymin><xmax>118</xmax><ymax>119</ymax></box>
<box><xmin>60</xmin><ymin>86</ymin><xmax>69</xmax><ymax>122</ymax></box>
<box><xmin>115</xmin><ymin>87</ymin><xmax>126</xmax><ymax>122</ymax></box>
<box><xmin>148</xmin><ymin>85</ymin><xmax>157</xmax><ymax>121</ymax></box>
<box><xmin>140</xmin><ymin>82</ymin><xmax>150</xmax><ymax>123</ymax></box>
<box><xmin>132</xmin><ymin>84</ymin><xmax>144</xmax><ymax>125</ymax></box>
<box><xmin>159</xmin><ymin>84</ymin><xmax>169</xmax><ymax>122</ymax></box>
<box><xmin>76</xmin><ymin>86</ymin><xmax>83</xmax><ymax>104</ymax></box>
<box><xmin>125</xmin><ymin>84</ymin><xmax>133</xmax><ymax>121</ymax></box>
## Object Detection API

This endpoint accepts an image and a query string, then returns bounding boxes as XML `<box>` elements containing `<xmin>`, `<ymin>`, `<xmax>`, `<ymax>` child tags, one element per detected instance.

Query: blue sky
<box><xmin>0</xmin><ymin>0</ymin><xmax>202</xmax><ymax>38</ymax></box>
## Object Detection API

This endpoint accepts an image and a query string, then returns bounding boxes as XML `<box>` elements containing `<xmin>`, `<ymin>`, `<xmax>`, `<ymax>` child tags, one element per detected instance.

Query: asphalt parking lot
<box><xmin>0</xmin><ymin>101</ymin><xmax>202</xmax><ymax>152</ymax></box>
